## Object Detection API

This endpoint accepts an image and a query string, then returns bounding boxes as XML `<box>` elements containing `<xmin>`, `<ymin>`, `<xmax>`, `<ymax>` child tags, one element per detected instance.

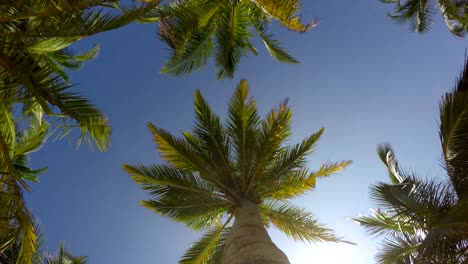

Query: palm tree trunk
<box><xmin>222</xmin><ymin>199</ymin><xmax>290</xmax><ymax>264</ymax></box>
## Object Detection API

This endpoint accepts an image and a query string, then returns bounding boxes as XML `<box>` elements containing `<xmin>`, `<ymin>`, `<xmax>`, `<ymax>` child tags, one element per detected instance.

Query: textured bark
<box><xmin>222</xmin><ymin>199</ymin><xmax>290</xmax><ymax>264</ymax></box>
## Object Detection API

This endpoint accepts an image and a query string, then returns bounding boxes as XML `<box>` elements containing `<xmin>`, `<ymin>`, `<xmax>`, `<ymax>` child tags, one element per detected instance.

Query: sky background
<box><xmin>25</xmin><ymin>0</ymin><xmax>467</xmax><ymax>263</ymax></box>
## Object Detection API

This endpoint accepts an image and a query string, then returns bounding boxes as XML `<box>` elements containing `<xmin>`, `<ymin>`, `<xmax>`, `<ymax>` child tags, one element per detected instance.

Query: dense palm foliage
<box><xmin>124</xmin><ymin>80</ymin><xmax>352</xmax><ymax>263</ymax></box>
<box><xmin>43</xmin><ymin>243</ymin><xmax>87</xmax><ymax>264</ymax></box>
<box><xmin>0</xmin><ymin>100</ymin><xmax>49</xmax><ymax>264</ymax></box>
<box><xmin>353</xmin><ymin>59</ymin><xmax>468</xmax><ymax>263</ymax></box>
<box><xmin>0</xmin><ymin>2</ymin><xmax>158</xmax><ymax>262</ymax></box>
<box><xmin>381</xmin><ymin>0</ymin><xmax>467</xmax><ymax>37</ymax></box>
<box><xmin>1</xmin><ymin>231</ymin><xmax>87</xmax><ymax>264</ymax></box>
<box><xmin>0</xmin><ymin>220</ymin><xmax>44</xmax><ymax>264</ymax></box>
<box><xmin>142</xmin><ymin>0</ymin><xmax>316</xmax><ymax>78</ymax></box>
<box><xmin>0</xmin><ymin>0</ymin><xmax>158</xmax><ymax>151</ymax></box>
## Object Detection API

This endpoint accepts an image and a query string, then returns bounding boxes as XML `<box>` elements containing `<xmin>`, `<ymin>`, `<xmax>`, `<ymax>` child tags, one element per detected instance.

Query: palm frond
<box><xmin>251</xmin><ymin>0</ymin><xmax>316</xmax><ymax>32</ymax></box>
<box><xmin>259</xmin><ymin>161</ymin><xmax>351</xmax><ymax>200</ymax></box>
<box><xmin>123</xmin><ymin>163</ymin><xmax>220</xmax><ymax>199</ymax></box>
<box><xmin>371</xmin><ymin>177</ymin><xmax>456</xmax><ymax>225</ymax></box>
<box><xmin>248</xmin><ymin>3</ymin><xmax>298</xmax><ymax>63</ymax></box>
<box><xmin>180</xmin><ymin>226</ymin><xmax>226</xmax><ymax>264</ymax></box>
<box><xmin>226</xmin><ymin>80</ymin><xmax>260</xmax><ymax>189</ymax></box>
<box><xmin>214</xmin><ymin>3</ymin><xmax>252</xmax><ymax>79</ymax></box>
<box><xmin>353</xmin><ymin>209</ymin><xmax>416</xmax><ymax>237</ymax></box>
<box><xmin>381</xmin><ymin>0</ymin><xmax>466</xmax><ymax>36</ymax></box>
<box><xmin>435</xmin><ymin>0</ymin><xmax>466</xmax><ymax>37</ymax></box>
<box><xmin>383</xmin><ymin>0</ymin><xmax>434</xmax><ymax>33</ymax></box>
<box><xmin>206</xmin><ymin>227</ymin><xmax>231</xmax><ymax>264</ymax></box>
<box><xmin>0</xmin><ymin>52</ymin><xmax>111</xmax><ymax>151</ymax></box>
<box><xmin>179</xmin><ymin>215</ymin><xmax>233</xmax><ymax>264</ymax></box>
<box><xmin>141</xmin><ymin>196</ymin><xmax>229</xmax><ymax>231</ymax></box>
<box><xmin>15</xmin><ymin>208</ymin><xmax>37</xmax><ymax>264</ymax></box>
<box><xmin>160</xmin><ymin>29</ymin><xmax>214</xmax><ymax>76</ymax></box>
<box><xmin>376</xmin><ymin>235</ymin><xmax>419</xmax><ymax>264</ymax></box>
<box><xmin>14</xmin><ymin>117</ymin><xmax>49</xmax><ymax>156</ymax></box>
<box><xmin>261</xmin><ymin>200</ymin><xmax>351</xmax><ymax>243</ymax></box>
<box><xmin>254</xmin><ymin>128</ymin><xmax>324</xmax><ymax>192</ymax></box>
<box><xmin>377</xmin><ymin>144</ymin><xmax>404</xmax><ymax>184</ymax></box>
<box><xmin>193</xmin><ymin>90</ymin><xmax>235</xmax><ymax>185</ymax></box>
<box><xmin>0</xmin><ymin>217</ymin><xmax>45</xmax><ymax>264</ymax></box>
<box><xmin>127</xmin><ymin>163</ymin><xmax>231</xmax><ymax>231</ymax></box>
<box><xmin>147</xmin><ymin>122</ymin><xmax>209</xmax><ymax>173</ymax></box>
<box><xmin>439</xmin><ymin>57</ymin><xmax>468</xmax><ymax>199</ymax></box>
<box><xmin>247</xmin><ymin>100</ymin><xmax>292</xmax><ymax>190</ymax></box>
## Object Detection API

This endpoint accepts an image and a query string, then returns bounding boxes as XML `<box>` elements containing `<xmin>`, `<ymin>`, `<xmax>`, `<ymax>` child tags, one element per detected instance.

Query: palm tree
<box><xmin>0</xmin><ymin>97</ymin><xmax>50</xmax><ymax>264</ymax></box>
<box><xmin>1</xmin><ymin>2</ymin><xmax>157</xmax><ymax>262</ymax></box>
<box><xmin>43</xmin><ymin>243</ymin><xmax>87</xmax><ymax>264</ymax></box>
<box><xmin>381</xmin><ymin>0</ymin><xmax>467</xmax><ymax>37</ymax></box>
<box><xmin>142</xmin><ymin>0</ymin><xmax>317</xmax><ymax>78</ymax></box>
<box><xmin>353</xmin><ymin>59</ymin><xmax>468</xmax><ymax>263</ymax></box>
<box><xmin>0</xmin><ymin>0</ymin><xmax>158</xmax><ymax>150</ymax></box>
<box><xmin>124</xmin><ymin>79</ymin><xmax>352</xmax><ymax>263</ymax></box>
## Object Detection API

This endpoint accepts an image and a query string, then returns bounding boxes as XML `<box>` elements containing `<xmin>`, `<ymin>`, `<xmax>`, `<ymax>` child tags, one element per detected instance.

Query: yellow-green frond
<box><xmin>261</xmin><ymin>200</ymin><xmax>352</xmax><ymax>244</ymax></box>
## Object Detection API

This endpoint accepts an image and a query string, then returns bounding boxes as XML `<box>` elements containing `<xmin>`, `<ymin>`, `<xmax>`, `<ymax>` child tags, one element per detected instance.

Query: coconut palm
<box><xmin>124</xmin><ymin>79</ymin><xmax>352</xmax><ymax>263</ymax></box>
<box><xmin>0</xmin><ymin>0</ymin><xmax>158</xmax><ymax>150</ymax></box>
<box><xmin>0</xmin><ymin>96</ymin><xmax>50</xmax><ymax>264</ymax></box>
<box><xmin>43</xmin><ymin>243</ymin><xmax>87</xmax><ymax>264</ymax></box>
<box><xmin>381</xmin><ymin>0</ymin><xmax>467</xmax><ymax>37</ymax></box>
<box><xmin>1</xmin><ymin>2</ymin><xmax>157</xmax><ymax>262</ymax></box>
<box><xmin>142</xmin><ymin>0</ymin><xmax>316</xmax><ymax>78</ymax></box>
<box><xmin>353</xmin><ymin>59</ymin><xmax>468</xmax><ymax>263</ymax></box>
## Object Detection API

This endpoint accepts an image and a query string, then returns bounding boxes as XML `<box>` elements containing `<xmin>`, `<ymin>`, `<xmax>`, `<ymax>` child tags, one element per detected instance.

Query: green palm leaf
<box><xmin>179</xmin><ymin>216</ymin><xmax>233</xmax><ymax>264</ymax></box>
<box><xmin>248</xmin><ymin>100</ymin><xmax>292</xmax><ymax>186</ymax></box>
<box><xmin>214</xmin><ymin>3</ymin><xmax>252</xmax><ymax>78</ymax></box>
<box><xmin>253</xmin><ymin>128</ymin><xmax>325</xmax><ymax>191</ymax></box>
<box><xmin>260</xmin><ymin>161</ymin><xmax>351</xmax><ymax>200</ymax></box>
<box><xmin>249</xmin><ymin>8</ymin><xmax>299</xmax><ymax>64</ymax></box>
<box><xmin>377</xmin><ymin>235</ymin><xmax>419</xmax><ymax>264</ymax></box>
<box><xmin>261</xmin><ymin>200</ymin><xmax>351</xmax><ymax>243</ymax></box>
<box><xmin>193</xmin><ymin>90</ymin><xmax>235</xmax><ymax>185</ymax></box>
<box><xmin>141</xmin><ymin>197</ymin><xmax>229</xmax><ymax>231</ymax></box>
<box><xmin>381</xmin><ymin>0</ymin><xmax>466</xmax><ymax>36</ymax></box>
<box><xmin>440</xmin><ymin>59</ymin><xmax>468</xmax><ymax>199</ymax></box>
<box><xmin>160</xmin><ymin>29</ymin><xmax>214</xmax><ymax>75</ymax></box>
<box><xmin>250</xmin><ymin>0</ymin><xmax>316</xmax><ymax>32</ymax></box>
<box><xmin>353</xmin><ymin>209</ymin><xmax>416</xmax><ymax>237</ymax></box>
<box><xmin>226</xmin><ymin>80</ymin><xmax>260</xmax><ymax>188</ymax></box>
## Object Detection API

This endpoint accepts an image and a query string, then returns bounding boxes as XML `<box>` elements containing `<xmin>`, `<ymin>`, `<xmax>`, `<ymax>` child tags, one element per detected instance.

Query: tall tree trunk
<box><xmin>222</xmin><ymin>199</ymin><xmax>290</xmax><ymax>264</ymax></box>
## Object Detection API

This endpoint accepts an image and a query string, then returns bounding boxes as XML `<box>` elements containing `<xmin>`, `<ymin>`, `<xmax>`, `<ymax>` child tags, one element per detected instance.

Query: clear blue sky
<box><xmin>26</xmin><ymin>1</ymin><xmax>466</xmax><ymax>263</ymax></box>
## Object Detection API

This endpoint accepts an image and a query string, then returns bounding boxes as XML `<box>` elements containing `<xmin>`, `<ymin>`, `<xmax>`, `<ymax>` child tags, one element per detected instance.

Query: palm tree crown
<box><xmin>381</xmin><ymin>0</ymin><xmax>467</xmax><ymax>37</ymax></box>
<box><xmin>43</xmin><ymin>243</ymin><xmax>87</xmax><ymax>264</ymax></box>
<box><xmin>124</xmin><ymin>80</ymin><xmax>352</xmax><ymax>263</ymax></box>
<box><xmin>0</xmin><ymin>0</ymin><xmax>158</xmax><ymax>151</ymax></box>
<box><xmin>353</xmin><ymin>59</ymin><xmax>468</xmax><ymax>263</ymax></box>
<box><xmin>143</xmin><ymin>0</ymin><xmax>316</xmax><ymax>78</ymax></box>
